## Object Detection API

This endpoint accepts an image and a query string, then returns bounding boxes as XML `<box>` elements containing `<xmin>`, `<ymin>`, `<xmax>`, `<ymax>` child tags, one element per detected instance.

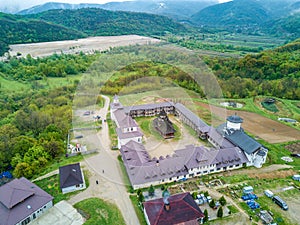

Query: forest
<box><xmin>0</xmin><ymin>53</ymin><xmax>100</xmax><ymax>177</ymax></box>
<box><xmin>0</xmin><ymin>85</ymin><xmax>75</xmax><ymax>177</ymax></box>
<box><xmin>0</xmin><ymin>12</ymin><xmax>85</xmax><ymax>55</ymax></box>
<box><xmin>100</xmin><ymin>40</ymin><xmax>299</xmax><ymax>100</ymax></box>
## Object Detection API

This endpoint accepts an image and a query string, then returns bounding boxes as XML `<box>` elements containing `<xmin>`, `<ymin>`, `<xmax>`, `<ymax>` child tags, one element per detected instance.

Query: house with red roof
<box><xmin>143</xmin><ymin>191</ymin><xmax>204</xmax><ymax>225</ymax></box>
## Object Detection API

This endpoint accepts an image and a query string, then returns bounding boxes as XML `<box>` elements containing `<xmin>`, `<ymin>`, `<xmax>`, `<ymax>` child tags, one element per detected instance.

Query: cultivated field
<box><xmin>8</xmin><ymin>35</ymin><xmax>160</xmax><ymax>58</ymax></box>
<box><xmin>195</xmin><ymin>102</ymin><xmax>300</xmax><ymax>144</ymax></box>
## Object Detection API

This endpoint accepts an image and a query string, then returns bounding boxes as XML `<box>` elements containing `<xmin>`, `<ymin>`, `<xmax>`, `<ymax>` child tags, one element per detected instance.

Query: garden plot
<box><xmin>195</xmin><ymin>101</ymin><xmax>300</xmax><ymax>143</ymax></box>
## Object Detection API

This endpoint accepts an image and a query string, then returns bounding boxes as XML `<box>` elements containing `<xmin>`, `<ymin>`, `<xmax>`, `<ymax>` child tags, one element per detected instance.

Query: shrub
<box><xmin>217</xmin><ymin>206</ymin><xmax>223</xmax><ymax>218</ymax></box>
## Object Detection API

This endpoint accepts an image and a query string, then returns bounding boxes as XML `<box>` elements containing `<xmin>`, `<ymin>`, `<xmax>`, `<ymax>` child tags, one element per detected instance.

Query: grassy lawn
<box><xmin>135</xmin><ymin>116</ymin><xmax>182</xmax><ymax>141</ymax></box>
<box><xmin>34</xmin><ymin>174</ymin><xmax>66</xmax><ymax>204</ymax></box>
<box><xmin>0</xmin><ymin>76</ymin><xmax>30</xmax><ymax>93</ymax></box>
<box><xmin>117</xmin><ymin>155</ymin><xmax>134</xmax><ymax>193</ymax></box>
<box><xmin>107</xmin><ymin>115</ymin><xmax>118</xmax><ymax>149</ymax></box>
<box><xmin>256</xmin><ymin>195</ymin><xmax>297</xmax><ymax>225</ymax></box>
<box><xmin>34</xmin><ymin>170</ymin><xmax>89</xmax><ymax>204</ymax></box>
<box><xmin>0</xmin><ymin>74</ymin><xmax>82</xmax><ymax>94</ymax></box>
<box><xmin>129</xmin><ymin>195</ymin><xmax>147</xmax><ymax>225</ymax></box>
<box><xmin>227</xmin><ymin>205</ymin><xmax>239</xmax><ymax>214</ymax></box>
<box><xmin>74</xmin><ymin>198</ymin><xmax>126</xmax><ymax>225</ymax></box>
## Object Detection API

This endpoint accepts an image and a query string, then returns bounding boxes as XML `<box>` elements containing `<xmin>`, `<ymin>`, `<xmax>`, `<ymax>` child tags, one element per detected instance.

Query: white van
<box><xmin>264</xmin><ymin>190</ymin><xmax>274</xmax><ymax>198</ymax></box>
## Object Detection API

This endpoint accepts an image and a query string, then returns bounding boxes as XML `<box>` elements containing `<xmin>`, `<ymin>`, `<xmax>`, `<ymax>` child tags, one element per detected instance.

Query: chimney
<box><xmin>164</xmin><ymin>203</ymin><xmax>170</xmax><ymax>211</ymax></box>
<box><xmin>163</xmin><ymin>189</ymin><xmax>170</xmax><ymax>211</ymax></box>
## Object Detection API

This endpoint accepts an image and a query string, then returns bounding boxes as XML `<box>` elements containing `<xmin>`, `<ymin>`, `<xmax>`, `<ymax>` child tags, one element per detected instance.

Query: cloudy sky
<box><xmin>0</xmin><ymin>0</ymin><xmax>231</xmax><ymax>13</ymax></box>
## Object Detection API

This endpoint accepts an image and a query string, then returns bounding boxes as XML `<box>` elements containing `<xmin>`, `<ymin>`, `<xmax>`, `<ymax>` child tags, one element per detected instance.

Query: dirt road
<box><xmin>68</xmin><ymin>95</ymin><xmax>140</xmax><ymax>225</ymax></box>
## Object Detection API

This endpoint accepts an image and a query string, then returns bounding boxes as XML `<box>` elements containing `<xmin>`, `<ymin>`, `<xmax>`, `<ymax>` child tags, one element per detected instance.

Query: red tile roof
<box><xmin>143</xmin><ymin>192</ymin><xmax>204</xmax><ymax>225</ymax></box>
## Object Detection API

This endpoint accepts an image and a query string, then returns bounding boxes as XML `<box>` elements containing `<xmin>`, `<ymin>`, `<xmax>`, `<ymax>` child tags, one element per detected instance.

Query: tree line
<box><xmin>0</xmin><ymin>52</ymin><xmax>98</xmax><ymax>81</ymax></box>
<box><xmin>204</xmin><ymin>39</ymin><xmax>300</xmax><ymax>99</ymax></box>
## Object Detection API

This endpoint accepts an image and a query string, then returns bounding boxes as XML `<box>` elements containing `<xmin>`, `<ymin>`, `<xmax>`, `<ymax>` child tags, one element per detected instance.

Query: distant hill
<box><xmin>266</xmin><ymin>13</ymin><xmax>300</xmax><ymax>38</ymax></box>
<box><xmin>26</xmin><ymin>8</ymin><xmax>190</xmax><ymax>36</ymax></box>
<box><xmin>191</xmin><ymin>0</ymin><xmax>269</xmax><ymax>27</ymax></box>
<box><xmin>255</xmin><ymin>0</ymin><xmax>300</xmax><ymax>18</ymax></box>
<box><xmin>0</xmin><ymin>12</ymin><xmax>85</xmax><ymax>55</ymax></box>
<box><xmin>18</xmin><ymin>0</ymin><xmax>218</xmax><ymax>21</ymax></box>
<box><xmin>17</xmin><ymin>2</ymin><xmax>105</xmax><ymax>15</ymax></box>
<box><xmin>0</xmin><ymin>8</ymin><xmax>191</xmax><ymax>56</ymax></box>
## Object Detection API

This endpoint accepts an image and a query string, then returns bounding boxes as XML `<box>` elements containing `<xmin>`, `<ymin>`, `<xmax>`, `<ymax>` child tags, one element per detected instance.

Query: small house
<box><xmin>59</xmin><ymin>163</ymin><xmax>86</xmax><ymax>194</ymax></box>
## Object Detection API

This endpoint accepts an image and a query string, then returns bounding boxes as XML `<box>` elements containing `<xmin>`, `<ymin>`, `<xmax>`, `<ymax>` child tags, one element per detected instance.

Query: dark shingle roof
<box><xmin>217</xmin><ymin>123</ymin><xmax>262</xmax><ymax>154</ymax></box>
<box><xmin>175</xmin><ymin>103</ymin><xmax>210</xmax><ymax>133</ymax></box>
<box><xmin>153</xmin><ymin>117</ymin><xmax>175</xmax><ymax>135</ymax></box>
<box><xmin>59</xmin><ymin>163</ymin><xmax>84</xmax><ymax>189</ymax></box>
<box><xmin>227</xmin><ymin>115</ymin><xmax>243</xmax><ymax>123</ymax></box>
<box><xmin>143</xmin><ymin>192</ymin><xmax>204</xmax><ymax>225</ymax></box>
<box><xmin>116</xmin><ymin>128</ymin><xmax>143</xmax><ymax>139</ymax></box>
<box><xmin>0</xmin><ymin>178</ymin><xmax>53</xmax><ymax>225</ymax></box>
<box><xmin>124</xmin><ymin>102</ymin><xmax>174</xmax><ymax>114</ymax></box>
<box><xmin>113</xmin><ymin>110</ymin><xmax>138</xmax><ymax>128</ymax></box>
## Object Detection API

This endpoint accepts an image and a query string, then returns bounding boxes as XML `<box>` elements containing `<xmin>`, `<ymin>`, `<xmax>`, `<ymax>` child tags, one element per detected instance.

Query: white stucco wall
<box><xmin>16</xmin><ymin>201</ymin><xmax>53</xmax><ymax>225</ymax></box>
<box><xmin>118</xmin><ymin>136</ymin><xmax>142</xmax><ymax>149</ymax></box>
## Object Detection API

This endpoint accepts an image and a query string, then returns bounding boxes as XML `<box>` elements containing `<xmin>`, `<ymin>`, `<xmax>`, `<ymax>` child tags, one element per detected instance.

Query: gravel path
<box><xmin>67</xmin><ymin>95</ymin><xmax>140</xmax><ymax>225</ymax></box>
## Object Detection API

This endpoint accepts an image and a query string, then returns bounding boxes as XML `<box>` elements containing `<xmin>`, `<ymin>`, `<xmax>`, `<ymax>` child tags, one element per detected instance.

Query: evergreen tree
<box><xmin>138</xmin><ymin>193</ymin><xmax>144</xmax><ymax>202</ymax></box>
<box><xmin>219</xmin><ymin>196</ymin><xmax>227</xmax><ymax>206</ymax></box>
<box><xmin>148</xmin><ymin>185</ymin><xmax>155</xmax><ymax>197</ymax></box>
<box><xmin>209</xmin><ymin>199</ymin><xmax>215</xmax><ymax>208</ymax></box>
<box><xmin>203</xmin><ymin>209</ymin><xmax>209</xmax><ymax>223</ymax></box>
<box><xmin>217</xmin><ymin>206</ymin><xmax>223</xmax><ymax>218</ymax></box>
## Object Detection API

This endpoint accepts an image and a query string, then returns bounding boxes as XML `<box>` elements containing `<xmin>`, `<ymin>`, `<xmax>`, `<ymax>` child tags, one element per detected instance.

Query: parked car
<box><xmin>83</xmin><ymin>111</ymin><xmax>90</xmax><ymax>116</ymax></box>
<box><xmin>264</xmin><ymin>190</ymin><xmax>274</xmax><ymax>198</ymax></box>
<box><xmin>272</xmin><ymin>196</ymin><xmax>288</xmax><ymax>210</ymax></box>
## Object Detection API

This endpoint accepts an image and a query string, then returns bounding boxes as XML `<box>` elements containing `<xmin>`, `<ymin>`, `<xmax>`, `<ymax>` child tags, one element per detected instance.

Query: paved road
<box><xmin>68</xmin><ymin>95</ymin><xmax>140</xmax><ymax>225</ymax></box>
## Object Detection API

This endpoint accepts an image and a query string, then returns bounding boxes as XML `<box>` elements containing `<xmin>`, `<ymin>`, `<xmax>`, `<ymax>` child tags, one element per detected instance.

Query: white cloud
<box><xmin>218</xmin><ymin>0</ymin><xmax>232</xmax><ymax>3</ymax></box>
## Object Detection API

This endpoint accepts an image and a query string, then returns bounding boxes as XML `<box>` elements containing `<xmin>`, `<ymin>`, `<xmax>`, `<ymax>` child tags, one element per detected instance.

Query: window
<box><xmin>21</xmin><ymin>217</ymin><xmax>31</xmax><ymax>225</ymax></box>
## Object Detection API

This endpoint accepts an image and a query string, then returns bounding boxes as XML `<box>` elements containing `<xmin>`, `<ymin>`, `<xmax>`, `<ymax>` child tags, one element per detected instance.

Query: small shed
<box><xmin>243</xmin><ymin>186</ymin><xmax>253</xmax><ymax>195</ymax></box>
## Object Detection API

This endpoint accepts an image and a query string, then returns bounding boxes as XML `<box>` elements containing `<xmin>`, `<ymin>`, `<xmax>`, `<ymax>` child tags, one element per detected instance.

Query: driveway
<box><xmin>68</xmin><ymin>95</ymin><xmax>140</xmax><ymax>225</ymax></box>
<box><xmin>30</xmin><ymin>201</ymin><xmax>84</xmax><ymax>225</ymax></box>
